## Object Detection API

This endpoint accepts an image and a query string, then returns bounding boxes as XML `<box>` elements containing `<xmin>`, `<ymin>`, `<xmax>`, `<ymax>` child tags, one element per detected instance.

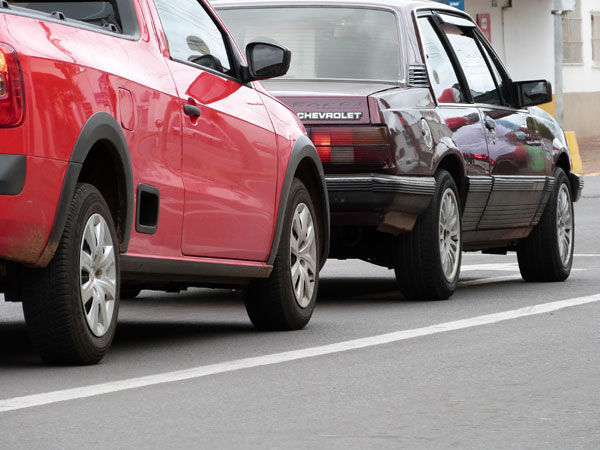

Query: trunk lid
<box><xmin>263</xmin><ymin>79</ymin><xmax>398</xmax><ymax>126</ymax></box>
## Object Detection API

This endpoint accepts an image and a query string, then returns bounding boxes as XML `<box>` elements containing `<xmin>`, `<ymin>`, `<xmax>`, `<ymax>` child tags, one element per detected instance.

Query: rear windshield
<box><xmin>6</xmin><ymin>1</ymin><xmax>125</xmax><ymax>33</ymax></box>
<box><xmin>219</xmin><ymin>7</ymin><xmax>402</xmax><ymax>82</ymax></box>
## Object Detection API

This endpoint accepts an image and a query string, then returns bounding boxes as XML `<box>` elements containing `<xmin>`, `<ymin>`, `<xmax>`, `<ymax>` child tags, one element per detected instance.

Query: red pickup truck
<box><xmin>0</xmin><ymin>0</ymin><xmax>329</xmax><ymax>364</ymax></box>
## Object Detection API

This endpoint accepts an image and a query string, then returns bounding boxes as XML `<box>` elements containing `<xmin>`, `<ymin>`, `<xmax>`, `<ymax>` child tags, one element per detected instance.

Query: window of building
<box><xmin>592</xmin><ymin>12</ymin><xmax>600</xmax><ymax>65</ymax></box>
<box><xmin>563</xmin><ymin>0</ymin><xmax>583</xmax><ymax>64</ymax></box>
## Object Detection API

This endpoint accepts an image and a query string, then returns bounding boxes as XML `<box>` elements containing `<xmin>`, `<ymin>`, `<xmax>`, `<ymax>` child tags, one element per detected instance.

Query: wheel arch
<box><xmin>268</xmin><ymin>135</ymin><xmax>330</xmax><ymax>268</ymax></box>
<box><xmin>555</xmin><ymin>150</ymin><xmax>571</xmax><ymax>176</ymax></box>
<box><xmin>34</xmin><ymin>112</ymin><xmax>134</xmax><ymax>267</ymax></box>
<box><xmin>435</xmin><ymin>153</ymin><xmax>466</xmax><ymax>210</ymax></box>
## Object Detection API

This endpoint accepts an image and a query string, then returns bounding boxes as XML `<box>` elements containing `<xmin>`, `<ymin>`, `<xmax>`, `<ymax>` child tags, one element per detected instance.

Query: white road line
<box><xmin>573</xmin><ymin>254</ymin><xmax>600</xmax><ymax>257</ymax></box>
<box><xmin>461</xmin><ymin>263</ymin><xmax>519</xmax><ymax>272</ymax></box>
<box><xmin>458</xmin><ymin>274</ymin><xmax>523</xmax><ymax>287</ymax></box>
<box><xmin>2</xmin><ymin>293</ymin><xmax>600</xmax><ymax>414</ymax></box>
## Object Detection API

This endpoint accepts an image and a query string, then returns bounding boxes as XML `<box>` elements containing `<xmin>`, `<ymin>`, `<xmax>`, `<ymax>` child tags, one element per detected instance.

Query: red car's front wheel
<box><xmin>244</xmin><ymin>178</ymin><xmax>320</xmax><ymax>330</ymax></box>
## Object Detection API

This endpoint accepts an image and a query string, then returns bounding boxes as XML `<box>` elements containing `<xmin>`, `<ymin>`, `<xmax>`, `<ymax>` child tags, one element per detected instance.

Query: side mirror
<box><xmin>513</xmin><ymin>80</ymin><xmax>552</xmax><ymax>108</ymax></box>
<box><xmin>244</xmin><ymin>42</ymin><xmax>291</xmax><ymax>81</ymax></box>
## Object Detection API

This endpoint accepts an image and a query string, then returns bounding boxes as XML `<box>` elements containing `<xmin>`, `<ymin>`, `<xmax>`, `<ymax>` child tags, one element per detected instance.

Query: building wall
<box><xmin>563</xmin><ymin>0</ymin><xmax>600</xmax><ymax>136</ymax></box>
<box><xmin>464</xmin><ymin>0</ymin><xmax>599</xmax><ymax>137</ymax></box>
<box><xmin>564</xmin><ymin>0</ymin><xmax>598</xmax><ymax>93</ymax></box>
<box><xmin>466</xmin><ymin>0</ymin><xmax>555</xmax><ymax>83</ymax></box>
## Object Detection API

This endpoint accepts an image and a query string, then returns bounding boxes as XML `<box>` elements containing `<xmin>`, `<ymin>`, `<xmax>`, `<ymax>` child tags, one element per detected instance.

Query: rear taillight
<box><xmin>0</xmin><ymin>43</ymin><xmax>25</xmax><ymax>128</ymax></box>
<box><xmin>309</xmin><ymin>126</ymin><xmax>392</xmax><ymax>168</ymax></box>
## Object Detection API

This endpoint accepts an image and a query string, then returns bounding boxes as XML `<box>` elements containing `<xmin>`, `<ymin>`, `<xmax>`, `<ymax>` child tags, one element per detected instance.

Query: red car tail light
<box><xmin>0</xmin><ymin>43</ymin><xmax>25</xmax><ymax>128</ymax></box>
<box><xmin>310</xmin><ymin>126</ymin><xmax>392</xmax><ymax>167</ymax></box>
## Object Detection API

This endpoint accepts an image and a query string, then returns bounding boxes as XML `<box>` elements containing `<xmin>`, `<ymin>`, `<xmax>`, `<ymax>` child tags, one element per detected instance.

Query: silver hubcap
<box><xmin>439</xmin><ymin>188</ymin><xmax>461</xmax><ymax>281</ymax></box>
<box><xmin>557</xmin><ymin>183</ymin><xmax>573</xmax><ymax>266</ymax></box>
<box><xmin>290</xmin><ymin>203</ymin><xmax>317</xmax><ymax>308</ymax></box>
<box><xmin>80</xmin><ymin>213</ymin><xmax>117</xmax><ymax>337</ymax></box>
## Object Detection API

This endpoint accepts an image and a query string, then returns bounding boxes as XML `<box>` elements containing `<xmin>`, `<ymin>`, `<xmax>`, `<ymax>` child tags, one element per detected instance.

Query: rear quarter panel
<box><xmin>0</xmin><ymin>1</ymin><xmax>184</xmax><ymax>263</ymax></box>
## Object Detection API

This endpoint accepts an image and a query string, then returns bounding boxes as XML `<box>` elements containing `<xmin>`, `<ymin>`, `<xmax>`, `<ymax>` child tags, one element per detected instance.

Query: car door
<box><xmin>417</xmin><ymin>14</ymin><xmax>492</xmax><ymax>232</ymax></box>
<box><xmin>435</xmin><ymin>13</ymin><xmax>550</xmax><ymax>231</ymax></box>
<box><xmin>152</xmin><ymin>0</ymin><xmax>278</xmax><ymax>261</ymax></box>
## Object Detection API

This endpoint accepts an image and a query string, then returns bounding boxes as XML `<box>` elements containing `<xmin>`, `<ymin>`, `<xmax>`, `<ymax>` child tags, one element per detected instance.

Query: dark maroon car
<box><xmin>217</xmin><ymin>0</ymin><xmax>584</xmax><ymax>300</ymax></box>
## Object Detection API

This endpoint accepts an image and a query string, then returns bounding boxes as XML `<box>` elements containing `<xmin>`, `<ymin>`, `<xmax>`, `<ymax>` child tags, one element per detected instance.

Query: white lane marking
<box><xmin>1</xmin><ymin>293</ymin><xmax>600</xmax><ymax>414</ymax></box>
<box><xmin>573</xmin><ymin>254</ymin><xmax>600</xmax><ymax>257</ymax></box>
<box><xmin>461</xmin><ymin>263</ymin><xmax>519</xmax><ymax>272</ymax></box>
<box><xmin>458</xmin><ymin>274</ymin><xmax>522</xmax><ymax>287</ymax></box>
<box><xmin>458</xmin><ymin>268</ymin><xmax>583</xmax><ymax>287</ymax></box>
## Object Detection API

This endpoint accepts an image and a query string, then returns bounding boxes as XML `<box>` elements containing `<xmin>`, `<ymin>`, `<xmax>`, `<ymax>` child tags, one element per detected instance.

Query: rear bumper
<box><xmin>0</xmin><ymin>156</ymin><xmax>67</xmax><ymax>265</ymax></box>
<box><xmin>0</xmin><ymin>154</ymin><xmax>26</xmax><ymax>195</ymax></box>
<box><xmin>569</xmin><ymin>172</ymin><xmax>584</xmax><ymax>202</ymax></box>
<box><xmin>326</xmin><ymin>174</ymin><xmax>435</xmax><ymax>233</ymax></box>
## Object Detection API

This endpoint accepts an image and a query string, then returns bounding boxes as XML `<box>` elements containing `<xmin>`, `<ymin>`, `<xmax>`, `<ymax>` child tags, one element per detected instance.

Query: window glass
<box><xmin>478</xmin><ymin>41</ymin><xmax>511</xmax><ymax>106</ymax></box>
<box><xmin>442</xmin><ymin>22</ymin><xmax>501</xmax><ymax>105</ymax></box>
<box><xmin>219</xmin><ymin>7</ymin><xmax>401</xmax><ymax>82</ymax></box>
<box><xmin>418</xmin><ymin>17</ymin><xmax>465</xmax><ymax>103</ymax></box>
<box><xmin>154</xmin><ymin>0</ymin><xmax>231</xmax><ymax>74</ymax></box>
<box><xmin>592</xmin><ymin>12</ymin><xmax>600</xmax><ymax>64</ymax></box>
<box><xmin>8</xmin><ymin>1</ymin><xmax>122</xmax><ymax>32</ymax></box>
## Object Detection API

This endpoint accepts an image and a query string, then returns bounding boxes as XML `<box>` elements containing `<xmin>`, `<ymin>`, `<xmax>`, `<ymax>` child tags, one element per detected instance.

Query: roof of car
<box><xmin>212</xmin><ymin>0</ymin><xmax>459</xmax><ymax>14</ymax></box>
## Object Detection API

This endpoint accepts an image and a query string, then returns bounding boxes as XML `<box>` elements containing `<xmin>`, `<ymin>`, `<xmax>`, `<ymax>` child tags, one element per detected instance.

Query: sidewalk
<box><xmin>578</xmin><ymin>136</ymin><xmax>600</xmax><ymax>175</ymax></box>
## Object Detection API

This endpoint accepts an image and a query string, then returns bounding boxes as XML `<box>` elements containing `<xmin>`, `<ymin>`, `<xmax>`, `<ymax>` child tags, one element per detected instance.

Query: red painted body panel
<box><xmin>0</xmin><ymin>0</ymin><xmax>304</xmax><ymax>268</ymax></box>
<box><xmin>0</xmin><ymin>156</ymin><xmax>67</xmax><ymax>264</ymax></box>
<box><xmin>0</xmin><ymin>1</ymin><xmax>187</xmax><ymax>262</ymax></box>
<box><xmin>167</xmin><ymin>62</ymin><xmax>278</xmax><ymax>261</ymax></box>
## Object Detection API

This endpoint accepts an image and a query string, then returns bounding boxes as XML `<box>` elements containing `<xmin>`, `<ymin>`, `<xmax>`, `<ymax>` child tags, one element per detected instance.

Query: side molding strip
<box><xmin>121</xmin><ymin>256</ymin><xmax>272</xmax><ymax>283</ymax></box>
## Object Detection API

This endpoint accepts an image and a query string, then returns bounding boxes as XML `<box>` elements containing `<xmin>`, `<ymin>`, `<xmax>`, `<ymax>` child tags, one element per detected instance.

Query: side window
<box><xmin>478</xmin><ymin>41</ymin><xmax>512</xmax><ymax>107</ymax></box>
<box><xmin>440</xmin><ymin>21</ymin><xmax>501</xmax><ymax>106</ymax></box>
<box><xmin>418</xmin><ymin>17</ymin><xmax>466</xmax><ymax>104</ymax></box>
<box><xmin>154</xmin><ymin>0</ymin><xmax>232</xmax><ymax>75</ymax></box>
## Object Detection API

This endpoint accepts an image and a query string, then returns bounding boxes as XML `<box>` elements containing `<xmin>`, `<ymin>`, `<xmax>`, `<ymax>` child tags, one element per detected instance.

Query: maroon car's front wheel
<box><xmin>517</xmin><ymin>167</ymin><xmax>574</xmax><ymax>282</ymax></box>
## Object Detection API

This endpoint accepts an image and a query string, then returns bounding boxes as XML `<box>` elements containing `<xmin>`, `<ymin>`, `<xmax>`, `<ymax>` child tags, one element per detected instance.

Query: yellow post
<box><xmin>565</xmin><ymin>131</ymin><xmax>583</xmax><ymax>175</ymax></box>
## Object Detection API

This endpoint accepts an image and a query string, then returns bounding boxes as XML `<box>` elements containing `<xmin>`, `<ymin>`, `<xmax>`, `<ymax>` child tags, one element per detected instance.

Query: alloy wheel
<box><xmin>556</xmin><ymin>183</ymin><xmax>573</xmax><ymax>266</ymax></box>
<box><xmin>439</xmin><ymin>188</ymin><xmax>461</xmax><ymax>282</ymax></box>
<box><xmin>290</xmin><ymin>203</ymin><xmax>317</xmax><ymax>308</ymax></box>
<box><xmin>80</xmin><ymin>213</ymin><xmax>117</xmax><ymax>337</ymax></box>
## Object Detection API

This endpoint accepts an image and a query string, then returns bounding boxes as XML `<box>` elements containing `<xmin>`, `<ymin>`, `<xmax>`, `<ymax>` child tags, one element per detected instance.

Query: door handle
<box><xmin>184</xmin><ymin>104</ymin><xmax>201</xmax><ymax>118</ymax></box>
<box><xmin>484</xmin><ymin>117</ymin><xmax>496</xmax><ymax>131</ymax></box>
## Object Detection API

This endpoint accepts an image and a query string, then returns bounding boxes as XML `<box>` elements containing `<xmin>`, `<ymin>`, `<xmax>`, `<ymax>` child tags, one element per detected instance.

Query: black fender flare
<box><xmin>267</xmin><ymin>135</ymin><xmax>330</xmax><ymax>268</ymax></box>
<box><xmin>35</xmin><ymin>112</ymin><xmax>134</xmax><ymax>267</ymax></box>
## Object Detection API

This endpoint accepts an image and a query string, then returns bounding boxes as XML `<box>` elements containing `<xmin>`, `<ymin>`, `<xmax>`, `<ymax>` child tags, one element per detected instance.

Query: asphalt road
<box><xmin>1</xmin><ymin>177</ymin><xmax>599</xmax><ymax>450</ymax></box>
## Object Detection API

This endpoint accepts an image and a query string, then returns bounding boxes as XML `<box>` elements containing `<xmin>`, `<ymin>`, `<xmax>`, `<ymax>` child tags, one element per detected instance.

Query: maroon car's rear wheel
<box><xmin>394</xmin><ymin>170</ymin><xmax>462</xmax><ymax>300</ymax></box>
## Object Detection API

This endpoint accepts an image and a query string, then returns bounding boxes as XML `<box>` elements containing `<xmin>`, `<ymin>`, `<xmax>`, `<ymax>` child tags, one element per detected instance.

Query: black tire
<box><xmin>394</xmin><ymin>170</ymin><xmax>462</xmax><ymax>300</ymax></box>
<box><xmin>120</xmin><ymin>286</ymin><xmax>142</xmax><ymax>299</ymax></box>
<box><xmin>245</xmin><ymin>178</ymin><xmax>320</xmax><ymax>330</ymax></box>
<box><xmin>517</xmin><ymin>167</ymin><xmax>574</xmax><ymax>282</ymax></box>
<box><xmin>21</xmin><ymin>183</ymin><xmax>120</xmax><ymax>365</ymax></box>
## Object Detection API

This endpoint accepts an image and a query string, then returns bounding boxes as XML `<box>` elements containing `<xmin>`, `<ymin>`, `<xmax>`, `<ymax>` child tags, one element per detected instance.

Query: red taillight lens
<box><xmin>0</xmin><ymin>43</ymin><xmax>25</xmax><ymax>128</ymax></box>
<box><xmin>309</xmin><ymin>126</ymin><xmax>392</xmax><ymax>167</ymax></box>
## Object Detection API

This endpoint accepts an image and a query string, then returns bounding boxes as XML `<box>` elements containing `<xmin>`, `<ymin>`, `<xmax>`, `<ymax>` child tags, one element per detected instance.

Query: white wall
<box><xmin>466</xmin><ymin>0</ymin><xmax>555</xmax><ymax>84</ymax></box>
<box><xmin>502</xmin><ymin>0</ymin><xmax>555</xmax><ymax>83</ymax></box>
